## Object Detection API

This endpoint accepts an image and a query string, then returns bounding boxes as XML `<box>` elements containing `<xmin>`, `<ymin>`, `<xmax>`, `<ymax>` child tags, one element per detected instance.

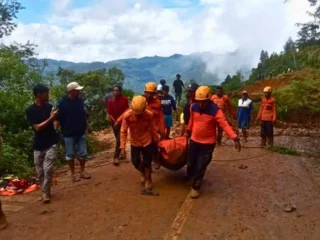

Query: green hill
<box><xmin>38</xmin><ymin>51</ymin><xmax>251</xmax><ymax>92</ymax></box>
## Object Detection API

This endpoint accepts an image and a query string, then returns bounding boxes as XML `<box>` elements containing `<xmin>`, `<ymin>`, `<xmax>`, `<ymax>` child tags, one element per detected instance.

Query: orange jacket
<box><xmin>147</xmin><ymin>98</ymin><xmax>165</xmax><ymax>134</ymax></box>
<box><xmin>211</xmin><ymin>94</ymin><xmax>236</xmax><ymax>118</ymax></box>
<box><xmin>187</xmin><ymin>102</ymin><xmax>238</xmax><ymax>144</ymax></box>
<box><xmin>117</xmin><ymin>97</ymin><xmax>165</xmax><ymax>135</ymax></box>
<box><xmin>257</xmin><ymin>97</ymin><xmax>277</xmax><ymax>122</ymax></box>
<box><xmin>120</xmin><ymin>109</ymin><xmax>160</xmax><ymax>149</ymax></box>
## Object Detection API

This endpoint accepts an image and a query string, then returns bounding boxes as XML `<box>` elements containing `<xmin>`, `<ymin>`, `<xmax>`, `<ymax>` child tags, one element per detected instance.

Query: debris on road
<box><xmin>238</xmin><ymin>164</ymin><xmax>248</xmax><ymax>169</ymax></box>
<box><xmin>40</xmin><ymin>210</ymin><xmax>54</xmax><ymax>215</ymax></box>
<box><xmin>283</xmin><ymin>204</ymin><xmax>297</xmax><ymax>212</ymax></box>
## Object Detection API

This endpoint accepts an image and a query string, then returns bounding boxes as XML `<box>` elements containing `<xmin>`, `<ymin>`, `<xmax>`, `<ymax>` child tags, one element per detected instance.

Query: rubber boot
<box><xmin>144</xmin><ymin>168</ymin><xmax>152</xmax><ymax>190</ymax></box>
<box><xmin>190</xmin><ymin>188</ymin><xmax>200</xmax><ymax>199</ymax></box>
<box><xmin>267</xmin><ymin>137</ymin><xmax>274</xmax><ymax>146</ymax></box>
<box><xmin>217</xmin><ymin>130</ymin><xmax>223</xmax><ymax>146</ymax></box>
<box><xmin>138</xmin><ymin>163</ymin><xmax>145</xmax><ymax>186</ymax></box>
<box><xmin>259</xmin><ymin>137</ymin><xmax>267</xmax><ymax>147</ymax></box>
<box><xmin>0</xmin><ymin>201</ymin><xmax>7</xmax><ymax>230</ymax></box>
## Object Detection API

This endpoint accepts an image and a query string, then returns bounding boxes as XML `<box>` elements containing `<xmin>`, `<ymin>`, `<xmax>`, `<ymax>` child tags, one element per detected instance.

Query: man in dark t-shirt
<box><xmin>26</xmin><ymin>84</ymin><xmax>58</xmax><ymax>204</ymax></box>
<box><xmin>172</xmin><ymin>74</ymin><xmax>184</xmax><ymax>106</ymax></box>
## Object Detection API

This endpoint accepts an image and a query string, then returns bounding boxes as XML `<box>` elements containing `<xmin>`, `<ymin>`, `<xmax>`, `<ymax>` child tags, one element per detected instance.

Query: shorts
<box><xmin>164</xmin><ymin>114</ymin><xmax>173</xmax><ymax>127</ymax></box>
<box><xmin>64</xmin><ymin>134</ymin><xmax>87</xmax><ymax>161</ymax></box>
<box><xmin>131</xmin><ymin>144</ymin><xmax>154</xmax><ymax>168</ymax></box>
<box><xmin>238</xmin><ymin>120</ymin><xmax>250</xmax><ymax>130</ymax></box>
<box><xmin>261</xmin><ymin>121</ymin><xmax>274</xmax><ymax>138</ymax></box>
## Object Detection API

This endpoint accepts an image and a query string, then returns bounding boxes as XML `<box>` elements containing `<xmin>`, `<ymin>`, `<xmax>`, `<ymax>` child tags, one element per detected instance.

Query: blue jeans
<box><xmin>164</xmin><ymin>114</ymin><xmax>173</xmax><ymax>127</ymax></box>
<box><xmin>64</xmin><ymin>135</ymin><xmax>87</xmax><ymax>161</ymax></box>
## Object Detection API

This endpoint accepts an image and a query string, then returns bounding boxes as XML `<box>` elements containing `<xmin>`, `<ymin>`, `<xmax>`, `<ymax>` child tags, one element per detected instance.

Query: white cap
<box><xmin>157</xmin><ymin>84</ymin><xmax>163</xmax><ymax>91</ymax></box>
<box><xmin>67</xmin><ymin>82</ymin><xmax>84</xmax><ymax>92</ymax></box>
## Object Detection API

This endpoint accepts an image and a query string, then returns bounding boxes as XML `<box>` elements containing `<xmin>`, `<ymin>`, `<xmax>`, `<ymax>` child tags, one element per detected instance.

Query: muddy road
<box><xmin>1</xmin><ymin>137</ymin><xmax>320</xmax><ymax>240</ymax></box>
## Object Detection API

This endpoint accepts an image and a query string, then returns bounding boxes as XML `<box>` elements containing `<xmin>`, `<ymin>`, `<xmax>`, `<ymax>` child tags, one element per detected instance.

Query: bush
<box><xmin>273</xmin><ymin>77</ymin><xmax>320</xmax><ymax>121</ymax></box>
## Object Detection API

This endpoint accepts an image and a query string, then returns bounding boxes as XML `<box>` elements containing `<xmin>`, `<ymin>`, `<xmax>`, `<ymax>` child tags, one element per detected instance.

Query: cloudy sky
<box><xmin>1</xmin><ymin>0</ymin><xmax>313</xmax><ymax>63</ymax></box>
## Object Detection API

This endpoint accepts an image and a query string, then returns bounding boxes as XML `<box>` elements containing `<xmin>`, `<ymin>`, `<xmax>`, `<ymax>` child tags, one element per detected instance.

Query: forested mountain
<box><xmin>37</xmin><ymin>51</ymin><xmax>251</xmax><ymax>92</ymax></box>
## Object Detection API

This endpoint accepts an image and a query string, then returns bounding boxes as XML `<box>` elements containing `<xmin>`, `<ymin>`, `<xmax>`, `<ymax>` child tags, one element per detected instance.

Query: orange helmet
<box><xmin>263</xmin><ymin>86</ymin><xmax>272</xmax><ymax>93</ymax></box>
<box><xmin>144</xmin><ymin>82</ymin><xmax>157</xmax><ymax>93</ymax></box>
<box><xmin>195</xmin><ymin>86</ymin><xmax>212</xmax><ymax>101</ymax></box>
<box><xmin>131</xmin><ymin>96</ymin><xmax>147</xmax><ymax>114</ymax></box>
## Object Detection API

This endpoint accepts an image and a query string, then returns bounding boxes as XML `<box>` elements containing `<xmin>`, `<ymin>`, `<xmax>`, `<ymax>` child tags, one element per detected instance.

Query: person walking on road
<box><xmin>120</xmin><ymin>96</ymin><xmax>160</xmax><ymax>195</ymax></box>
<box><xmin>160</xmin><ymin>85</ymin><xmax>176</xmax><ymax>139</ymax></box>
<box><xmin>237</xmin><ymin>91</ymin><xmax>253</xmax><ymax>143</ymax></box>
<box><xmin>156</xmin><ymin>84</ymin><xmax>164</xmax><ymax>100</ymax></box>
<box><xmin>57</xmin><ymin>82</ymin><xmax>91</xmax><ymax>183</ymax></box>
<box><xmin>187</xmin><ymin>86</ymin><xmax>241</xmax><ymax>199</ymax></box>
<box><xmin>182</xmin><ymin>82</ymin><xmax>199</xmax><ymax>130</ymax></box>
<box><xmin>107</xmin><ymin>85</ymin><xmax>129</xmax><ymax>166</ymax></box>
<box><xmin>26</xmin><ymin>84</ymin><xmax>58</xmax><ymax>204</ymax></box>
<box><xmin>173</xmin><ymin>74</ymin><xmax>185</xmax><ymax>106</ymax></box>
<box><xmin>256</xmin><ymin>86</ymin><xmax>277</xmax><ymax>147</ymax></box>
<box><xmin>211</xmin><ymin>86</ymin><xmax>237</xmax><ymax>146</ymax></box>
<box><xmin>144</xmin><ymin>82</ymin><xmax>165</xmax><ymax>138</ymax></box>
<box><xmin>144</xmin><ymin>82</ymin><xmax>165</xmax><ymax>169</ymax></box>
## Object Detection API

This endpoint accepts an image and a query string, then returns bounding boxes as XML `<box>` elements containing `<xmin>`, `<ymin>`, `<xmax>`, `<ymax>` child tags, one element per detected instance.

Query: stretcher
<box><xmin>157</xmin><ymin>136</ymin><xmax>188</xmax><ymax>171</ymax></box>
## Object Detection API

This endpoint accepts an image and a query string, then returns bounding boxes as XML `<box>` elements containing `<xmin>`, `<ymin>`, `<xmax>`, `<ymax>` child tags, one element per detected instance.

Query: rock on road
<box><xmin>1</xmin><ymin>138</ymin><xmax>320</xmax><ymax>240</ymax></box>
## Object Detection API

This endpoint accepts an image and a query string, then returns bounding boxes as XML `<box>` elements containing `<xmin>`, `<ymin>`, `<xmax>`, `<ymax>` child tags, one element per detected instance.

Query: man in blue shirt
<box><xmin>57</xmin><ymin>82</ymin><xmax>91</xmax><ymax>183</ymax></box>
<box><xmin>237</xmin><ymin>91</ymin><xmax>253</xmax><ymax>143</ymax></box>
<box><xmin>161</xmin><ymin>85</ymin><xmax>176</xmax><ymax>139</ymax></box>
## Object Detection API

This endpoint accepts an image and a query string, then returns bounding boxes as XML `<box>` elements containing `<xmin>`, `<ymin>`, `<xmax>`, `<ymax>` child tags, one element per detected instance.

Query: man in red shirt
<box><xmin>256</xmin><ymin>86</ymin><xmax>277</xmax><ymax>147</ymax></box>
<box><xmin>187</xmin><ymin>86</ymin><xmax>241</xmax><ymax>199</ymax></box>
<box><xmin>107</xmin><ymin>85</ymin><xmax>129</xmax><ymax>166</ymax></box>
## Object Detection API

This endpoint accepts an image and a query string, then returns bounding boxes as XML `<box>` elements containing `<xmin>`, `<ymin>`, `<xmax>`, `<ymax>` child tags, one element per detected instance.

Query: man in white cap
<box><xmin>57</xmin><ymin>82</ymin><xmax>91</xmax><ymax>182</ymax></box>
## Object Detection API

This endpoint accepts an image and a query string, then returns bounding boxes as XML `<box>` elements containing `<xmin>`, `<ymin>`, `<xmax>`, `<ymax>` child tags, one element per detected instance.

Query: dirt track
<box><xmin>1</xmin><ymin>137</ymin><xmax>320</xmax><ymax>240</ymax></box>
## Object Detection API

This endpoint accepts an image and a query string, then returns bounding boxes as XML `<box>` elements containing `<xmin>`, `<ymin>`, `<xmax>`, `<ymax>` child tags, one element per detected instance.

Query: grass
<box><xmin>266</xmin><ymin>145</ymin><xmax>301</xmax><ymax>156</ymax></box>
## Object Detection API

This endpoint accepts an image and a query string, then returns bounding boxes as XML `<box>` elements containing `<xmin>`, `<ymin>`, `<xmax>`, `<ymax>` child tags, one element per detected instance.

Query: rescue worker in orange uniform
<box><xmin>144</xmin><ymin>82</ymin><xmax>165</xmax><ymax>169</ymax></box>
<box><xmin>187</xmin><ymin>86</ymin><xmax>241</xmax><ymax>199</ymax></box>
<box><xmin>120</xmin><ymin>96</ymin><xmax>160</xmax><ymax>196</ymax></box>
<box><xmin>211</xmin><ymin>86</ymin><xmax>237</xmax><ymax>145</ymax></box>
<box><xmin>116</xmin><ymin>82</ymin><xmax>165</xmax><ymax>138</ymax></box>
<box><xmin>256</xmin><ymin>86</ymin><xmax>277</xmax><ymax>147</ymax></box>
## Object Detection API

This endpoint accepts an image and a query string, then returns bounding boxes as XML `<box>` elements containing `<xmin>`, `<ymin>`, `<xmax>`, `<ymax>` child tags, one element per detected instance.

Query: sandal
<box><xmin>141</xmin><ymin>189</ymin><xmax>159</xmax><ymax>196</ymax></box>
<box><xmin>80</xmin><ymin>172</ymin><xmax>91</xmax><ymax>179</ymax></box>
<box><xmin>71</xmin><ymin>174</ymin><xmax>81</xmax><ymax>183</ymax></box>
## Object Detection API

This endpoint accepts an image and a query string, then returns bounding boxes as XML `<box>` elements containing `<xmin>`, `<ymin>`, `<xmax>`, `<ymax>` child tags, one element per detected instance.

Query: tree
<box><xmin>286</xmin><ymin>0</ymin><xmax>320</xmax><ymax>48</ymax></box>
<box><xmin>284</xmin><ymin>37</ymin><xmax>296</xmax><ymax>53</ymax></box>
<box><xmin>260</xmin><ymin>50</ymin><xmax>269</xmax><ymax>64</ymax></box>
<box><xmin>108</xmin><ymin>66</ymin><xmax>125</xmax><ymax>87</ymax></box>
<box><xmin>224</xmin><ymin>75</ymin><xmax>232</xmax><ymax>83</ymax></box>
<box><xmin>0</xmin><ymin>0</ymin><xmax>24</xmax><ymax>38</ymax></box>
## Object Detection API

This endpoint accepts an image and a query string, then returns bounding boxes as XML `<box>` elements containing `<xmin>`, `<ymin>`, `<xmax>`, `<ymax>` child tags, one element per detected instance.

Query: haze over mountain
<box><xmin>40</xmin><ymin>50</ymin><xmax>252</xmax><ymax>92</ymax></box>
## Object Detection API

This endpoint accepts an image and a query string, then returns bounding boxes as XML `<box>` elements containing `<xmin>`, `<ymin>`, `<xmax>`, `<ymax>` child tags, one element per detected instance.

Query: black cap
<box><xmin>187</xmin><ymin>82</ymin><xmax>199</xmax><ymax>91</ymax></box>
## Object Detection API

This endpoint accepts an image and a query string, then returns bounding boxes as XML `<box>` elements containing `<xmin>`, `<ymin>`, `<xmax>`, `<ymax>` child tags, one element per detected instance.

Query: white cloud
<box><xmin>1</xmin><ymin>0</ymin><xmax>313</xmax><ymax>66</ymax></box>
<box><xmin>51</xmin><ymin>0</ymin><xmax>72</xmax><ymax>12</ymax></box>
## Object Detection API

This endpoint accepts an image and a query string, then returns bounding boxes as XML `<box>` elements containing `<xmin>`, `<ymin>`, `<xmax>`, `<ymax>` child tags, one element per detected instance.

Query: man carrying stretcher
<box><xmin>187</xmin><ymin>86</ymin><xmax>241</xmax><ymax>199</ymax></box>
